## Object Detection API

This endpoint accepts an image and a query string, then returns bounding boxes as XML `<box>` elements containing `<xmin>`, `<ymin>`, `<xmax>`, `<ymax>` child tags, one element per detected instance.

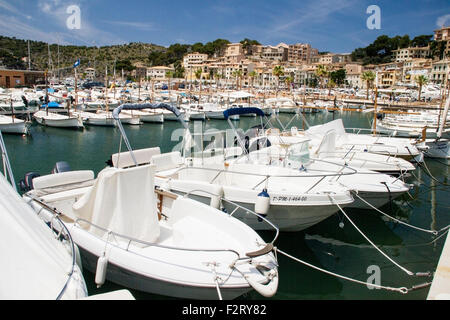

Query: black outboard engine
<box><xmin>19</xmin><ymin>172</ymin><xmax>41</xmax><ymax>192</ymax></box>
<box><xmin>52</xmin><ymin>161</ymin><xmax>72</xmax><ymax>174</ymax></box>
<box><xmin>21</xmin><ymin>95</ymin><xmax>28</xmax><ymax>108</ymax></box>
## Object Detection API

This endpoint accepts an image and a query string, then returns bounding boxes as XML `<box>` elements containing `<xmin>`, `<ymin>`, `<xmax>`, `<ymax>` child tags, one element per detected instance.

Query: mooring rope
<box><xmin>351</xmin><ymin>191</ymin><xmax>450</xmax><ymax>235</ymax></box>
<box><xmin>329</xmin><ymin>195</ymin><xmax>432</xmax><ymax>277</ymax></box>
<box><xmin>274</xmin><ymin>247</ymin><xmax>409</xmax><ymax>294</ymax></box>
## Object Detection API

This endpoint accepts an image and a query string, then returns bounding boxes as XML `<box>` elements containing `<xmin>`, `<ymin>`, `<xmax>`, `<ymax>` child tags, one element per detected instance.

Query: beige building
<box><xmin>434</xmin><ymin>26</ymin><xmax>450</xmax><ymax>59</ymax></box>
<box><xmin>225</xmin><ymin>43</ymin><xmax>245</xmax><ymax>63</ymax></box>
<box><xmin>318</xmin><ymin>53</ymin><xmax>351</xmax><ymax>65</ymax></box>
<box><xmin>344</xmin><ymin>64</ymin><xmax>363</xmax><ymax>88</ymax></box>
<box><xmin>393</xmin><ymin>46</ymin><xmax>431</xmax><ymax>62</ymax></box>
<box><xmin>84</xmin><ymin>67</ymin><xmax>95</xmax><ymax>80</ymax></box>
<box><xmin>146</xmin><ymin>66</ymin><xmax>174</xmax><ymax>80</ymax></box>
<box><xmin>402</xmin><ymin>58</ymin><xmax>432</xmax><ymax>84</ymax></box>
<box><xmin>374</xmin><ymin>62</ymin><xmax>403</xmax><ymax>88</ymax></box>
<box><xmin>430</xmin><ymin>59</ymin><xmax>450</xmax><ymax>84</ymax></box>
<box><xmin>260</xmin><ymin>44</ymin><xmax>288</xmax><ymax>62</ymax></box>
<box><xmin>182</xmin><ymin>52</ymin><xmax>208</xmax><ymax>69</ymax></box>
<box><xmin>287</xmin><ymin>43</ymin><xmax>319</xmax><ymax>64</ymax></box>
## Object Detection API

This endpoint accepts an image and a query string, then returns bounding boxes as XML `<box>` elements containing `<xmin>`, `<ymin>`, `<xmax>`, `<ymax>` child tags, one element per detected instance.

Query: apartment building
<box><xmin>182</xmin><ymin>52</ymin><xmax>209</xmax><ymax>69</ymax></box>
<box><xmin>224</xmin><ymin>43</ymin><xmax>245</xmax><ymax>64</ymax></box>
<box><xmin>260</xmin><ymin>44</ymin><xmax>288</xmax><ymax>62</ymax></box>
<box><xmin>374</xmin><ymin>62</ymin><xmax>403</xmax><ymax>88</ymax></box>
<box><xmin>402</xmin><ymin>58</ymin><xmax>432</xmax><ymax>84</ymax></box>
<box><xmin>392</xmin><ymin>46</ymin><xmax>431</xmax><ymax>62</ymax></box>
<box><xmin>434</xmin><ymin>26</ymin><xmax>450</xmax><ymax>59</ymax></box>
<box><xmin>318</xmin><ymin>53</ymin><xmax>351</xmax><ymax>65</ymax></box>
<box><xmin>344</xmin><ymin>64</ymin><xmax>363</xmax><ymax>89</ymax></box>
<box><xmin>288</xmin><ymin>43</ymin><xmax>319</xmax><ymax>63</ymax></box>
<box><xmin>146</xmin><ymin>66</ymin><xmax>174</xmax><ymax>80</ymax></box>
<box><xmin>430</xmin><ymin>59</ymin><xmax>450</xmax><ymax>84</ymax></box>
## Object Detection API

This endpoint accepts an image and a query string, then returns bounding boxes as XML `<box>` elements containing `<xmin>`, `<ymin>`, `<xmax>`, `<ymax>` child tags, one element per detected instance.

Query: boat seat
<box><xmin>112</xmin><ymin>147</ymin><xmax>161</xmax><ymax>169</ymax></box>
<box><xmin>31</xmin><ymin>170</ymin><xmax>95</xmax><ymax>196</ymax></box>
<box><xmin>39</xmin><ymin>186</ymin><xmax>92</xmax><ymax>203</ymax></box>
<box><xmin>151</xmin><ymin>152</ymin><xmax>183</xmax><ymax>172</ymax></box>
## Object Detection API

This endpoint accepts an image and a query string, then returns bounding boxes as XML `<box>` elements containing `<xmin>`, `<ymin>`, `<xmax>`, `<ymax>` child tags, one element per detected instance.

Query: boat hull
<box><xmin>34</xmin><ymin>115</ymin><xmax>84</xmax><ymax>128</ymax></box>
<box><xmin>0</xmin><ymin>121</ymin><xmax>28</xmax><ymax>134</ymax></box>
<box><xmin>171</xmin><ymin>192</ymin><xmax>347</xmax><ymax>232</ymax></box>
<box><xmin>78</xmin><ymin>246</ymin><xmax>251</xmax><ymax>300</ymax></box>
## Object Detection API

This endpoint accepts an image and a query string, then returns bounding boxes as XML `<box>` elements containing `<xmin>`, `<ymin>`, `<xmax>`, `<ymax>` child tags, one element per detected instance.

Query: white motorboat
<box><xmin>414</xmin><ymin>95</ymin><xmax>450</xmax><ymax>159</ymax></box>
<box><xmin>72</xmin><ymin>111</ymin><xmax>115</xmax><ymax>127</ymax></box>
<box><xmin>376</xmin><ymin>112</ymin><xmax>450</xmax><ymax>139</ymax></box>
<box><xmin>219</xmin><ymin>107</ymin><xmax>411</xmax><ymax>210</ymax></box>
<box><xmin>305</xmin><ymin>119</ymin><xmax>422</xmax><ymax>161</ymax></box>
<box><xmin>239</xmin><ymin>141</ymin><xmax>411</xmax><ymax>210</ymax></box>
<box><xmin>0</xmin><ymin>115</ymin><xmax>29</xmax><ymax>134</ymax></box>
<box><xmin>96</xmin><ymin>110</ymin><xmax>140</xmax><ymax>125</ymax></box>
<box><xmin>0</xmin><ymin>132</ymin><xmax>87</xmax><ymax>300</ymax></box>
<box><xmin>33</xmin><ymin>110</ymin><xmax>84</xmax><ymax>129</ymax></box>
<box><xmin>122</xmin><ymin>109</ymin><xmax>164</xmax><ymax>123</ymax></box>
<box><xmin>265</xmin><ymin>127</ymin><xmax>416</xmax><ymax>175</ymax></box>
<box><xmin>23</xmin><ymin>153</ymin><xmax>279</xmax><ymax>300</ymax></box>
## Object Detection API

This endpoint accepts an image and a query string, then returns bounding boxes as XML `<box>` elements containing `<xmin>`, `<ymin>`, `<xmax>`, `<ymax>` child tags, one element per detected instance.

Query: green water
<box><xmin>4</xmin><ymin>111</ymin><xmax>450</xmax><ymax>300</ymax></box>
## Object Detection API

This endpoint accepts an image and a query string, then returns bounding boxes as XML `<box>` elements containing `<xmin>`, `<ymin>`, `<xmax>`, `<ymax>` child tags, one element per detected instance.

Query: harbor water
<box><xmin>5</xmin><ymin>110</ymin><xmax>450</xmax><ymax>300</ymax></box>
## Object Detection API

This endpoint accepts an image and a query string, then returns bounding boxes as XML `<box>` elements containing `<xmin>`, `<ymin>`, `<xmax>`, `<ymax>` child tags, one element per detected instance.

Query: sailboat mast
<box><xmin>105</xmin><ymin>65</ymin><xmax>109</xmax><ymax>112</ymax></box>
<box><xmin>27</xmin><ymin>40</ymin><xmax>31</xmax><ymax>70</ymax></box>
<box><xmin>373</xmin><ymin>86</ymin><xmax>378</xmax><ymax>136</ymax></box>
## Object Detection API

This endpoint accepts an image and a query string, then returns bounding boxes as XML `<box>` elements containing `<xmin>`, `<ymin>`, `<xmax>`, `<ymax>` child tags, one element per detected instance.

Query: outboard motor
<box><xmin>52</xmin><ymin>161</ymin><xmax>72</xmax><ymax>174</ymax></box>
<box><xmin>19</xmin><ymin>172</ymin><xmax>41</xmax><ymax>192</ymax></box>
<box><xmin>21</xmin><ymin>95</ymin><xmax>28</xmax><ymax>108</ymax></box>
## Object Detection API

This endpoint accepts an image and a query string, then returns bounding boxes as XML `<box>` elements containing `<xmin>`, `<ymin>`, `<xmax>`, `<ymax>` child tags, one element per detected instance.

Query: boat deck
<box><xmin>427</xmin><ymin>230</ymin><xmax>450</xmax><ymax>300</ymax></box>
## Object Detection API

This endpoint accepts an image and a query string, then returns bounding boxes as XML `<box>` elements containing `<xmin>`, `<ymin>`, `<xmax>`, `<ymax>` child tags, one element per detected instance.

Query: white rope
<box><xmin>275</xmin><ymin>247</ymin><xmax>408</xmax><ymax>294</ymax></box>
<box><xmin>208</xmin><ymin>263</ymin><xmax>223</xmax><ymax>300</ymax></box>
<box><xmin>329</xmin><ymin>195</ymin><xmax>415</xmax><ymax>276</ymax></box>
<box><xmin>351</xmin><ymin>191</ymin><xmax>449</xmax><ymax>235</ymax></box>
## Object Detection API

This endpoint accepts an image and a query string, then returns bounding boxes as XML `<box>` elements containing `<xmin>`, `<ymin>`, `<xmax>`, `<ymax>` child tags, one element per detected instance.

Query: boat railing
<box><xmin>177</xmin><ymin>159</ymin><xmax>357</xmax><ymax>194</ymax></box>
<box><xmin>0</xmin><ymin>131</ymin><xmax>16</xmax><ymax>191</ymax></box>
<box><xmin>339</xmin><ymin>141</ymin><xmax>406</xmax><ymax>157</ymax></box>
<box><xmin>74</xmin><ymin>217</ymin><xmax>271</xmax><ymax>261</ymax></box>
<box><xmin>25</xmin><ymin>196</ymin><xmax>81</xmax><ymax>300</ymax></box>
<box><xmin>345</xmin><ymin>127</ymin><xmax>397</xmax><ymax>137</ymax></box>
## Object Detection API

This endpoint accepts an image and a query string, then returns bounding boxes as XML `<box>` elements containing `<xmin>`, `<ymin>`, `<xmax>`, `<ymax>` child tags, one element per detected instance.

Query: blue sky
<box><xmin>0</xmin><ymin>0</ymin><xmax>449</xmax><ymax>52</ymax></box>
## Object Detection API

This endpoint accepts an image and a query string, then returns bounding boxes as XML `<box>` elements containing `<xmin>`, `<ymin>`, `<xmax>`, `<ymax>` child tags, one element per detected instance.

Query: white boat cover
<box><xmin>306</xmin><ymin>119</ymin><xmax>346</xmax><ymax>136</ymax></box>
<box><xmin>112</xmin><ymin>147</ymin><xmax>161</xmax><ymax>168</ymax></box>
<box><xmin>0</xmin><ymin>174</ymin><xmax>80</xmax><ymax>299</ymax></box>
<box><xmin>314</xmin><ymin>130</ymin><xmax>337</xmax><ymax>156</ymax></box>
<box><xmin>72</xmin><ymin>164</ymin><xmax>160</xmax><ymax>244</ymax></box>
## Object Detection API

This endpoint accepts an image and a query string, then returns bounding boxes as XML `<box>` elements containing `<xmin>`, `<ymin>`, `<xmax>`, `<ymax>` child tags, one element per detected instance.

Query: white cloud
<box><xmin>436</xmin><ymin>14</ymin><xmax>450</xmax><ymax>28</ymax></box>
<box><xmin>102</xmin><ymin>20</ymin><xmax>156</xmax><ymax>31</ymax></box>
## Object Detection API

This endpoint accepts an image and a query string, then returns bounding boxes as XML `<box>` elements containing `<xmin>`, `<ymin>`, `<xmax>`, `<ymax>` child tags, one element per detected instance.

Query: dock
<box><xmin>427</xmin><ymin>230</ymin><xmax>450</xmax><ymax>300</ymax></box>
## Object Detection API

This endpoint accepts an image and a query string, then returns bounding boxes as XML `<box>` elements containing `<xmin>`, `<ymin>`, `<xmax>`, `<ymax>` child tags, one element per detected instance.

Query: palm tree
<box><xmin>315</xmin><ymin>64</ymin><xmax>328</xmax><ymax>89</ymax></box>
<box><xmin>166</xmin><ymin>70</ymin><xmax>174</xmax><ymax>97</ymax></box>
<box><xmin>415</xmin><ymin>75</ymin><xmax>428</xmax><ymax>101</ymax></box>
<box><xmin>249</xmin><ymin>70</ymin><xmax>257</xmax><ymax>93</ymax></box>
<box><xmin>232</xmin><ymin>69</ymin><xmax>243</xmax><ymax>90</ymax></box>
<box><xmin>272</xmin><ymin>65</ymin><xmax>284</xmax><ymax>97</ymax></box>
<box><xmin>327</xmin><ymin>79</ymin><xmax>336</xmax><ymax>96</ymax></box>
<box><xmin>194</xmin><ymin>68</ymin><xmax>203</xmax><ymax>104</ymax></box>
<box><xmin>360</xmin><ymin>71</ymin><xmax>376</xmax><ymax>100</ymax></box>
<box><xmin>284</xmin><ymin>75</ymin><xmax>294</xmax><ymax>94</ymax></box>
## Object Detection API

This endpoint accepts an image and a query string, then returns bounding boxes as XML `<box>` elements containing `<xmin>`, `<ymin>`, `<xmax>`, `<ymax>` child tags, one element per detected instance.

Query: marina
<box><xmin>2</xmin><ymin>104</ymin><xmax>449</xmax><ymax>300</ymax></box>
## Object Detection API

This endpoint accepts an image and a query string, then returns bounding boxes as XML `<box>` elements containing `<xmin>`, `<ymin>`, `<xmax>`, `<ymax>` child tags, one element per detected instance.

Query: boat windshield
<box><xmin>286</xmin><ymin>141</ymin><xmax>310</xmax><ymax>165</ymax></box>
